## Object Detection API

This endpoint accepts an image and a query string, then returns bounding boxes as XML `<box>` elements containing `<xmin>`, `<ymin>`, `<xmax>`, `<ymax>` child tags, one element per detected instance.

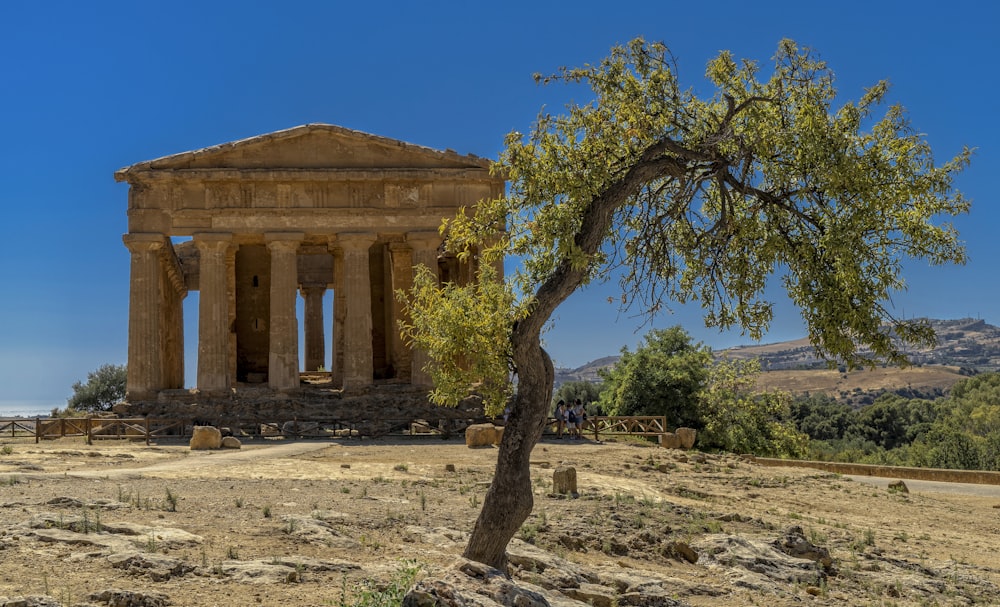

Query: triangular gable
<box><xmin>115</xmin><ymin>124</ymin><xmax>491</xmax><ymax>181</ymax></box>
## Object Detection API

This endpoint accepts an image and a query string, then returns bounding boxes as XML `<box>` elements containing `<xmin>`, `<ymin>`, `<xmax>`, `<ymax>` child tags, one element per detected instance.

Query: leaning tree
<box><xmin>401</xmin><ymin>38</ymin><xmax>971</xmax><ymax>570</ymax></box>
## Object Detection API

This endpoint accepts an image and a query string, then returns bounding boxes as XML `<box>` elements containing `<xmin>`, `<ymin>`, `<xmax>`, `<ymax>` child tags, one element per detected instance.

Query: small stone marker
<box><xmin>888</xmin><ymin>480</ymin><xmax>909</xmax><ymax>493</ymax></box>
<box><xmin>553</xmin><ymin>466</ymin><xmax>577</xmax><ymax>495</ymax></box>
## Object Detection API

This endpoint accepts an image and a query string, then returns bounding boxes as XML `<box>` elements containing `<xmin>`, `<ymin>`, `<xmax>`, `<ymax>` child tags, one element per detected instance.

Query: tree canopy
<box><xmin>67</xmin><ymin>364</ymin><xmax>127</xmax><ymax>413</ymax></box>
<box><xmin>597</xmin><ymin>326</ymin><xmax>711</xmax><ymax>427</ymax></box>
<box><xmin>401</xmin><ymin>37</ymin><xmax>971</xmax><ymax>570</ymax></box>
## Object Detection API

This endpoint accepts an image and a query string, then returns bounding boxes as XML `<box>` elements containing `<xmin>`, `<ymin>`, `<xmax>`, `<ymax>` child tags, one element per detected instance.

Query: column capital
<box><xmin>265</xmin><ymin>232</ymin><xmax>304</xmax><ymax>252</ymax></box>
<box><xmin>387</xmin><ymin>241</ymin><xmax>412</xmax><ymax>254</ymax></box>
<box><xmin>123</xmin><ymin>232</ymin><xmax>166</xmax><ymax>252</ymax></box>
<box><xmin>336</xmin><ymin>232</ymin><xmax>377</xmax><ymax>251</ymax></box>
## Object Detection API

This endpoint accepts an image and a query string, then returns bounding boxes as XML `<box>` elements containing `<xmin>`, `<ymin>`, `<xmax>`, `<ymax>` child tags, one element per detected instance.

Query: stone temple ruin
<box><xmin>115</xmin><ymin>124</ymin><xmax>503</xmax><ymax>419</ymax></box>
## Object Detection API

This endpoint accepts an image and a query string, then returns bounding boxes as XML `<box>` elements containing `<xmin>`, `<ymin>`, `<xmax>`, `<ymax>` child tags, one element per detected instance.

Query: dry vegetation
<box><xmin>755</xmin><ymin>366</ymin><xmax>967</xmax><ymax>400</ymax></box>
<box><xmin>0</xmin><ymin>436</ymin><xmax>998</xmax><ymax>606</ymax></box>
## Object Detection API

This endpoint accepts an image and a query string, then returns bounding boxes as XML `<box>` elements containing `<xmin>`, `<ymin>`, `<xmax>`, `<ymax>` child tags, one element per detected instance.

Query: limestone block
<box><xmin>676</xmin><ymin>427</ymin><xmax>697</xmax><ymax>450</ymax></box>
<box><xmin>465</xmin><ymin>423</ymin><xmax>500</xmax><ymax>447</ymax></box>
<box><xmin>221</xmin><ymin>436</ymin><xmax>242</xmax><ymax>449</ymax></box>
<box><xmin>553</xmin><ymin>466</ymin><xmax>577</xmax><ymax>495</ymax></box>
<box><xmin>659</xmin><ymin>432</ymin><xmax>681</xmax><ymax>449</ymax></box>
<box><xmin>190</xmin><ymin>426</ymin><xmax>222</xmax><ymax>450</ymax></box>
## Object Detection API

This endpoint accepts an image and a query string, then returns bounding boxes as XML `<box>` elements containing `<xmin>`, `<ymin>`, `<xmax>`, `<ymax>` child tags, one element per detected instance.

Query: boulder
<box><xmin>465</xmin><ymin>423</ymin><xmax>502</xmax><ymax>448</ymax></box>
<box><xmin>403</xmin><ymin>559</ymin><xmax>550</xmax><ymax>607</ymax></box>
<box><xmin>189</xmin><ymin>426</ymin><xmax>222</xmax><ymax>450</ymax></box>
<box><xmin>221</xmin><ymin>436</ymin><xmax>242</xmax><ymax>449</ymax></box>
<box><xmin>675</xmin><ymin>427</ymin><xmax>697</xmax><ymax>449</ymax></box>
<box><xmin>553</xmin><ymin>466</ymin><xmax>577</xmax><ymax>495</ymax></box>
<box><xmin>659</xmin><ymin>432</ymin><xmax>681</xmax><ymax>449</ymax></box>
<box><xmin>888</xmin><ymin>480</ymin><xmax>909</xmax><ymax>493</ymax></box>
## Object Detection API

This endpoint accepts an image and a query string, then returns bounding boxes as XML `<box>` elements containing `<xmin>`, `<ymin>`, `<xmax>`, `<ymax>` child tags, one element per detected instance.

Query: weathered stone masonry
<box><xmin>116</xmin><ymin>124</ymin><xmax>504</xmax><ymax>401</ymax></box>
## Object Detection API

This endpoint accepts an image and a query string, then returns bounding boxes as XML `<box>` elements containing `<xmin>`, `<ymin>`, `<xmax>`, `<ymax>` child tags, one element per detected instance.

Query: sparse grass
<box><xmin>164</xmin><ymin>487</ymin><xmax>179</xmax><ymax>512</ymax></box>
<box><xmin>226</xmin><ymin>545</ymin><xmax>240</xmax><ymax>559</ymax></box>
<box><xmin>1</xmin><ymin>445</ymin><xmax>13</xmax><ymax>455</ymax></box>
<box><xmin>332</xmin><ymin>559</ymin><xmax>420</xmax><ymax>607</ymax></box>
<box><xmin>262</xmin><ymin>505</ymin><xmax>272</xmax><ymax>518</ymax></box>
<box><xmin>393</xmin><ymin>463</ymin><xmax>408</xmax><ymax>472</ymax></box>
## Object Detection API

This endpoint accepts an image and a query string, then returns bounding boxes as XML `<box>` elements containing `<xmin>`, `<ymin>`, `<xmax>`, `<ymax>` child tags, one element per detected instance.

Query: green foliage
<box><xmin>336</xmin><ymin>560</ymin><xmax>421</xmax><ymax>607</ymax></box>
<box><xmin>699</xmin><ymin>358</ymin><xmax>807</xmax><ymax>457</ymax></box>
<box><xmin>551</xmin><ymin>381</ymin><xmax>603</xmax><ymax>413</ymax></box>
<box><xmin>795</xmin><ymin>373</ymin><xmax>1000</xmax><ymax>470</ymax></box>
<box><xmin>444</xmin><ymin>37</ymin><xmax>969</xmax><ymax>369</ymax></box>
<box><xmin>398</xmin><ymin>264</ymin><xmax>517</xmax><ymax>415</ymax></box>
<box><xmin>66</xmin><ymin>364</ymin><xmax>127</xmax><ymax>412</ymax></box>
<box><xmin>598</xmin><ymin>327</ymin><xmax>710</xmax><ymax>427</ymax></box>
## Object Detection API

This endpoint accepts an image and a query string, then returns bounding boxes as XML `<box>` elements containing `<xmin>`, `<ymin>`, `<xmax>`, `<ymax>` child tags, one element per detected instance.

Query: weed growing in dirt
<box><xmin>1</xmin><ymin>445</ymin><xmax>13</xmax><ymax>455</ymax></box>
<box><xmin>393</xmin><ymin>463</ymin><xmax>408</xmax><ymax>472</ymax></box>
<box><xmin>332</xmin><ymin>559</ymin><xmax>420</xmax><ymax>607</ymax></box>
<box><xmin>164</xmin><ymin>487</ymin><xmax>179</xmax><ymax>512</ymax></box>
<box><xmin>262</xmin><ymin>505</ymin><xmax>272</xmax><ymax>518</ymax></box>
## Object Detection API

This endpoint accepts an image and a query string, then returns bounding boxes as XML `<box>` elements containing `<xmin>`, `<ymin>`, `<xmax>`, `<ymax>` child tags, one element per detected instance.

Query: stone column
<box><xmin>123</xmin><ymin>233</ymin><xmax>165</xmax><ymax>400</ymax></box>
<box><xmin>266</xmin><ymin>233</ymin><xmax>303</xmax><ymax>390</ymax></box>
<box><xmin>330</xmin><ymin>245</ymin><xmax>346</xmax><ymax>387</ymax></box>
<box><xmin>194</xmin><ymin>233</ymin><xmax>233</xmax><ymax>393</ymax></box>
<box><xmin>387</xmin><ymin>242</ymin><xmax>413</xmax><ymax>381</ymax></box>
<box><xmin>301</xmin><ymin>285</ymin><xmax>326</xmax><ymax>372</ymax></box>
<box><xmin>407</xmin><ymin>231</ymin><xmax>441</xmax><ymax>387</ymax></box>
<box><xmin>338</xmin><ymin>232</ymin><xmax>376</xmax><ymax>390</ymax></box>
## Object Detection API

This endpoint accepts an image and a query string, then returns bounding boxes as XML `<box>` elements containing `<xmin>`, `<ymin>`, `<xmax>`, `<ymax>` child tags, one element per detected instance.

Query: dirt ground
<box><xmin>1</xmin><ymin>434</ymin><xmax>999</xmax><ymax>606</ymax></box>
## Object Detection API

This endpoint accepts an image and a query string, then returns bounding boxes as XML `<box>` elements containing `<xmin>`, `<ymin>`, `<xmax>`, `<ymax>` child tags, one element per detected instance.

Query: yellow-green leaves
<box><xmin>398</xmin><ymin>265</ymin><xmax>517</xmax><ymax>416</ymax></box>
<box><xmin>405</xmin><ymin>37</ymin><xmax>971</xmax><ymax>402</ymax></box>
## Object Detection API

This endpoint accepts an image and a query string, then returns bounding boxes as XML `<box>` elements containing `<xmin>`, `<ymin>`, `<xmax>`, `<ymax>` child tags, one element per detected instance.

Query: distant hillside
<box><xmin>553</xmin><ymin>318</ymin><xmax>1000</xmax><ymax>400</ymax></box>
<box><xmin>724</xmin><ymin>318</ymin><xmax>1000</xmax><ymax>372</ymax></box>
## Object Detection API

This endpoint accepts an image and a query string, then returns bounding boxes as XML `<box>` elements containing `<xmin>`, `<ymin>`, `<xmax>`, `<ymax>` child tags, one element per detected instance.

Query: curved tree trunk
<box><xmin>462</xmin><ymin>331</ymin><xmax>554</xmax><ymax>571</ymax></box>
<box><xmin>462</xmin><ymin>149</ymin><xmax>680</xmax><ymax>571</ymax></box>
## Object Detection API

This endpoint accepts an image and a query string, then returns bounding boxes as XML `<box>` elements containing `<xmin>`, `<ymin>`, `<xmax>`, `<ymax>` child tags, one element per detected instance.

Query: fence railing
<box><xmin>547</xmin><ymin>415</ymin><xmax>668</xmax><ymax>441</ymax></box>
<box><xmin>2</xmin><ymin>414</ymin><xmax>670</xmax><ymax>444</ymax></box>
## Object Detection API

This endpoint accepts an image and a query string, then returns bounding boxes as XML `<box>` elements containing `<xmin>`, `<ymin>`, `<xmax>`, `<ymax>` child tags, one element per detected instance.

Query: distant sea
<box><xmin>0</xmin><ymin>400</ymin><xmax>62</xmax><ymax>418</ymax></box>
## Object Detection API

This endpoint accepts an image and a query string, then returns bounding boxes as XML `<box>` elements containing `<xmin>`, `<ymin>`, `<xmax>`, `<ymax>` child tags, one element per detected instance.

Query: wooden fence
<box><xmin>547</xmin><ymin>415</ymin><xmax>668</xmax><ymax>441</ymax></box>
<box><xmin>2</xmin><ymin>414</ymin><xmax>671</xmax><ymax>445</ymax></box>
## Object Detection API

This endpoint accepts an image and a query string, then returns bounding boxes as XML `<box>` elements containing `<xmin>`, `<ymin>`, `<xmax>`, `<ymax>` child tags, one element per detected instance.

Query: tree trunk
<box><xmin>462</xmin><ymin>333</ymin><xmax>554</xmax><ymax>571</ymax></box>
<box><xmin>461</xmin><ymin>144</ymin><xmax>669</xmax><ymax>570</ymax></box>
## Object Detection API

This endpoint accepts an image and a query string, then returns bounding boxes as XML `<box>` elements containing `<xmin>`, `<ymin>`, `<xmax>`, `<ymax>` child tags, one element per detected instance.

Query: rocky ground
<box><xmin>0</xmin><ymin>435</ymin><xmax>998</xmax><ymax>606</ymax></box>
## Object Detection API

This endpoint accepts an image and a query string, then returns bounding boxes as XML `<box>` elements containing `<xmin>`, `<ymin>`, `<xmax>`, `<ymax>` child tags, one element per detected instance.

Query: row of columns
<box><xmin>123</xmin><ymin>230</ymin><xmax>444</xmax><ymax>400</ymax></box>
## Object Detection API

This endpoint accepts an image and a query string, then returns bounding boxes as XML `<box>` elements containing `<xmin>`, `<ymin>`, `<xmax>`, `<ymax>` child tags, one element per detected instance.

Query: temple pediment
<box><xmin>115</xmin><ymin>124</ymin><xmax>491</xmax><ymax>181</ymax></box>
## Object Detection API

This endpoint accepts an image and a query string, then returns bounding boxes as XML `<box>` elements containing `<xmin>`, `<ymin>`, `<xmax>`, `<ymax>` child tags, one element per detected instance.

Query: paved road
<box><xmin>846</xmin><ymin>475</ymin><xmax>1000</xmax><ymax>498</ymax></box>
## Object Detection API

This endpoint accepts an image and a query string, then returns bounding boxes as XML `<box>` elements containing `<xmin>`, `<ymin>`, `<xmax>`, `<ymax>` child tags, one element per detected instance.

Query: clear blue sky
<box><xmin>0</xmin><ymin>0</ymin><xmax>996</xmax><ymax>409</ymax></box>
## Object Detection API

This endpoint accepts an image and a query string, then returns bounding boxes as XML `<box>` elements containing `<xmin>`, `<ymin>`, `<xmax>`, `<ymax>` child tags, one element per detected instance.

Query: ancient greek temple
<box><xmin>116</xmin><ymin>124</ymin><xmax>504</xmax><ymax>401</ymax></box>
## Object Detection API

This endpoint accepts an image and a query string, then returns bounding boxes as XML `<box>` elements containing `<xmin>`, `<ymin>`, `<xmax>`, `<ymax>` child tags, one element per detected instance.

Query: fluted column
<box><xmin>194</xmin><ymin>233</ymin><xmax>233</xmax><ymax>393</ymax></box>
<box><xmin>407</xmin><ymin>231</ymin><xmax>441</xmax><ymax>387</ymax></box>
<box><xmin>330</xmin><ymin>245</ymin><xmax>345</xmax><ymax>387</ymax></box>
<box><xmin>266</xmin><ymin>233</ymin><xmax>303</xmax><ymax>390</ymax></box>
<box><xmin>387</xmin><ymin>242</ymin><xmax>413</xmax><ymax>381</ymax></box>
<box><xmin>301</xmin><ymin>285</ymin><xmax>326</xmax><ymax>372</ymax></box>
<box><xmin>123</xmin><ymin>233</ymin><xmax>165</xmax><ymax>400</ymax></box>
<box><xmin>338</xmin><ymin>232</ymin><xmax>376</xmax><ymax>390</ymax></box>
